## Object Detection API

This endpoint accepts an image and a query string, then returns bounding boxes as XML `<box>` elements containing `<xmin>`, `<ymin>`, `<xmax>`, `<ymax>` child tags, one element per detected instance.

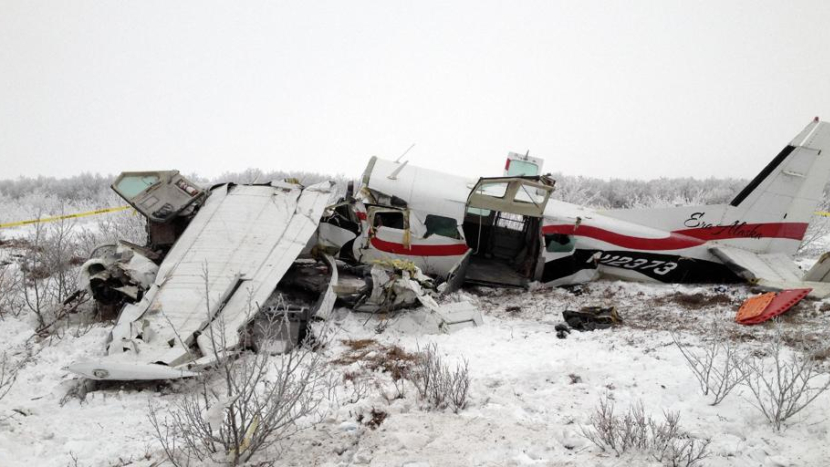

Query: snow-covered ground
<box><xmin>2</xmin><ymin>274</ymin><xmax>830</xmax><ymax>466</ymax></box>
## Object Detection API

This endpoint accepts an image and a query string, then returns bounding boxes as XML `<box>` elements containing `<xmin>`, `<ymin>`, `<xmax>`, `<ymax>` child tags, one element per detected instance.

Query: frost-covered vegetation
<box><xmin>7</xmin><ymin>168</ymin><xmax>828</xmax><ymax>254</ymax></box>
<box><xmin>0</xmin><ymin>170</ymin><xmax>747</xmax><ymax>223</ymax></box>
<box><xmin>549</xmin><ymin>173</ymin><xmax>747</xmax><ymax>208</ymax></box>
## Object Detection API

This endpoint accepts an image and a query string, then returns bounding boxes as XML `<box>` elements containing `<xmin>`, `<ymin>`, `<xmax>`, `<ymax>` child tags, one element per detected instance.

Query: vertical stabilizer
<box><xmin>730</xmin><ymin>119</ymin><xmax>830</xmax><ymax>228</ymax></box>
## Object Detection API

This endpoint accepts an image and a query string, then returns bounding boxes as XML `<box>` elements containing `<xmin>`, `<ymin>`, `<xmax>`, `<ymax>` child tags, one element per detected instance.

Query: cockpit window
<box><xmin>115</xmin><ymin>175</ymin><xmax>160</xmax><ymax>199</ymax></box>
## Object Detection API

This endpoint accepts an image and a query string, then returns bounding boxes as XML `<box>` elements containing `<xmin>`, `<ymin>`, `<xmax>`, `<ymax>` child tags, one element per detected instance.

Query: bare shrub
<box><xmin>341</xmin><ymin>370</ymin><xmax>371</xmax><ymax>405</ymax></box>
<box><xmin>330</xmin><ymin>338</ymin><xmax>423</xmax><ymax>404</ymax></box>
<box><xmin>0</xmin><ymin>262</ymin><xmax>23</xmax><ymax>319</ymax></box>
<box><xmin>148</xmin><ymin>270</ymin><xmax>333</xmax><ymax>466</ymax></box>
<box><xmin>17</xmin><ymin>212</ymin><xmax>91</xmax><ymax>334</ymax></box>
<box><xmin>411</xmin><ymin>343</ymin><xmax>470</xmax><ymax>412</ymax></box>
<box><xmin>149</xmin><ymin>317</ymin><xmax>330</xmax><ymax>465</ymax></box>
<box><xmin>580</xmin><ymin>395</ymin><xmax>710</xmax><ymax>467</ymax></box>
<box><xmin>798</xmin><ymin>194</ymin><xmax>830</xmax><ymax>256</ymax></box>
<box><xmin>738</xmin><ymin>324</ymin><xmax>830</xmax><ymax>431</ymax></box>
<box><xmin>672</xmin><ymin>329</ymin><xmax>746</xmax><ymax>405</ymax></box>
<box><xmin>76</xmin><ymin>203</ymin><xmax>147</xmax><ymax>257</ymax></box>
<box><xmin>332</xmin><ymin>339</ymin><xmax>419</xmax><ymax>382</ymax></box>
<box><xmin>19</xmin><ymin>218</ymin><xmax>61</xmax><ymax>329</ymax></box>
<box><xmin>0</xmin><ymin>351</ymin><xmax>19</xmax><ymax>401</ymax></box>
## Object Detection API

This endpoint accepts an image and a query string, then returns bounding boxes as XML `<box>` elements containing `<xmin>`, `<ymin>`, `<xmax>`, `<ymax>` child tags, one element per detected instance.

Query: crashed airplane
<box><xmin>337</xmin><ymin>118</ymin><xmax>830</xmax><ymax>295</ymax></box>
<box><xmin>68</xmin><ymin>118</ymin><xmax>830</xmax><ymax>380</ymax></box>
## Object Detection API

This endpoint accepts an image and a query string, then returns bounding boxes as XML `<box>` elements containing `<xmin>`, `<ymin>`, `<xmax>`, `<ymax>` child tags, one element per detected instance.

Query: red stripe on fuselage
<box><xmin>542</xmin><ymin>222</ymin><xmax>808</xmax><ymax>251</ymax></box>
<box><xmin>370</xmin><ymin>237</ymin><xmax>470</xmax><ymax>256</ymax></box>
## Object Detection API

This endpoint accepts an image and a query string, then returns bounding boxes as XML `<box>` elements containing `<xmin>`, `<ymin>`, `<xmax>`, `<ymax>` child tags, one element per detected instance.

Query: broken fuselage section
<box><xmin>70</xmin><ymin>173</ymin><xmax>340</xmax><ymax>380</ymax></box>
<box><xmin>70</xmin><ymin>169</ymin><xmax>482</xmax><ymax>381</ymax></box>
<box><xmin>330</xmin><ymin>156</ymin><xmax>567</xmax><ymax>290</ymax></box>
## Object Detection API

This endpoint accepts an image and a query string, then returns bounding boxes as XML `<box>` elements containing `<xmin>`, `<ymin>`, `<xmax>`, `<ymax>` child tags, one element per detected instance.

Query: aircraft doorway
<box><xmin>462</xmin><ymin>177</ymin><xmax>554</xmax><ymax>288</ymax></box>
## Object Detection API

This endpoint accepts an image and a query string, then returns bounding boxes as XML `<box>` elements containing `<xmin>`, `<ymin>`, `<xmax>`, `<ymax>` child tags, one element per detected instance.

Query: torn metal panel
<box><xmin>314</xmin><ymin>254</ymin><xmax>338</xmax><ymax>320</ymax></box>
<box><xmin>65</xmin><ymin>361</ymin><xmax>199</xmax><ymax>381</ymax></box>
<box><xmin>432</xmin><ymin>301</ymin><xmax>483</xmax><ymax>333</ymax></box>
<box><xmin>401</xmin><ymin>268</ymin><xmax>484</xmax><ymax>333</ymax></box>
<box><xmin>80</xmin><ymin>242</ymin><xmax>159</xmax><ymax>312</ymax></box>
<box><xmin>438</xmin><ymin>249</ymin><xmax>471</xmax><ymax>296</ymax></box>
<box><xmin>68</xmin><ymin>181</ymin><xmax>335</xmax><ymax>380</ymax></box>
<box><xmin>353</xmin><ymin>264</ymin><xmax>421</xmax><ymax>313</ymax></box>
<box><xmin>346</xmin><ymin>260</ymin><xmax>483</xmax><ymax>332</ymax></box>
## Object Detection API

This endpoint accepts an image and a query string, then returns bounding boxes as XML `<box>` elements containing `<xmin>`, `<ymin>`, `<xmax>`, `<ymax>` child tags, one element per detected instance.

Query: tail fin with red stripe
<box><xmin>601</xmin><ymin>119</ymin><xmax>830</xmax><ymax>255</ymax></box>
<box><xmin>729</xmin><ymin>118</ymin><xmax>830</xmax><ymax>228</ymax></box>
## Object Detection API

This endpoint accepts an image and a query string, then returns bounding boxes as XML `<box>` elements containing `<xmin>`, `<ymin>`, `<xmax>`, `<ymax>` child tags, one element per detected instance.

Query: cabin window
<box><xmin>476</xmin><ymin>181</ymin><xmax>509</xmax><ymax>198</ymax></box>
<box><xmin>513</xmin><ymin>185</ymin><xmax>547</xmax><ymax>205</ymax></box>
<box><xmin>505</xmin><ymin>160</ymin><xmax>539</xmax><ymax>177</ymax></box>
<box><xmin>545</xmin><ymin>233</ymin><xmax>575</xmax><ymax>253</ymax></box>
<box><xmin>373</xmin><ymin>211</ymin><xmax>405</xmax><ymax>230</ymax></box>
<box><xmin>424</xmin><ymin>215</ymin><xmax>461</xmax><ymax>239</ymax></box>
<box><xmin>466</xmin><ymin>207</ymin><xmax>491</xmax><ymax>216</ymax></box>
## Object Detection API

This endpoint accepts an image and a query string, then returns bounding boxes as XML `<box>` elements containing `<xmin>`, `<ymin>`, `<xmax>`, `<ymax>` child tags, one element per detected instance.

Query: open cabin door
<box><xmin>466</xmin><ymin>176</ymin><xmax>554</xmax><ymax>217</ymax></box>
<box><xmin>462</xmin><ymin>176</ymin><xmax>554</xmax><ymax>287</ymax></box>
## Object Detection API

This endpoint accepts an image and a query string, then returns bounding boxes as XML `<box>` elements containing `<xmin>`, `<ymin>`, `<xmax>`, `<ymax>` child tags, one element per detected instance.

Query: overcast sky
<box><xmin>2</xmin><ymin>1</ymin><xmax>830</xmax><ymax>182</ymax></box>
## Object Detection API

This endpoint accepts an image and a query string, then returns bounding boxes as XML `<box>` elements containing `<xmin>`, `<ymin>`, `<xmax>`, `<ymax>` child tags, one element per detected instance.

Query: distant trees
<box><xmin>1</xmin><ymin>170</ymin><xmax>746</xmax><ymax>220</ymax></box>
<box><xmin>549</xmin><ymin>173</ymin><xmax>747</xmax><ymax>208</ymax></box>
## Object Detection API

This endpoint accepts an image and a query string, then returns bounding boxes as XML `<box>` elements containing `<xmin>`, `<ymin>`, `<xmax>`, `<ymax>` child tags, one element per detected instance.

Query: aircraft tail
<box><xmin>601</xmin><ymin>119</ymin><xmax>830</xmax><ymax>255</ymax></box>
<box><xmin>729</xmin><ymin>118</ymin><xmax>830</xmax><ymax>227</ymax></box>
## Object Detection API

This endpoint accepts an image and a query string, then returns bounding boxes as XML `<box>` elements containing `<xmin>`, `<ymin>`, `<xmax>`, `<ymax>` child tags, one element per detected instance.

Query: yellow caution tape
<box><xmin>0</xmin><ymin>205</ymin><xmax>132</xmax><ymax>229</ymax></box>
<box><xmin>816</xmin><ymin>211</ymin><xmax>830</xmax><ymax>218</ymax></box>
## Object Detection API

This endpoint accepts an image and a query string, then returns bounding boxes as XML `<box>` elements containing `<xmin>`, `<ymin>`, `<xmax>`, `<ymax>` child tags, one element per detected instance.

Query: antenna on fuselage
<box><xmin>387</xmin><ymin>160</ymin><xmax>409</xmax><ymax>180</ymax></box>
<box><xmin>395</xmin><ymin>143</ymin><xmax>416</xmax><ymax>163</ymax></box>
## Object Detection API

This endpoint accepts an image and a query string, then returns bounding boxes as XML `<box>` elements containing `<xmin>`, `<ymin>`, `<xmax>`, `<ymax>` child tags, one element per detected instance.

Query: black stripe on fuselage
<box><xmin>730</xmin><ymin>145</ymin><xmax>796</xmax><ymax>207</ymax></box>
<box><xmin>541</xmin><ymin>250</ymin><xmax>599</xmax><ymax>282</ymax></box>
<box><xmin>543</xmin><ymin>250</ymin><xmax>741</xmax><ymax>284</ymax></box>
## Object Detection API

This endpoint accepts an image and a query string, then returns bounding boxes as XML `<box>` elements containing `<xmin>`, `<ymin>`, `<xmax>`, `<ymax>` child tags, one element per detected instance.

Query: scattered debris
<box><xmin>67</xmin><ymin>180</ymin><xmax>336</xmax><ymax>380</ymax></box>
<box><xmin>562</xmin><ymin>306</ymin><xmax>622</xmax><ymax>331</ymax></box>
<box><xmin>735</xmin><ymin>289</ymin><xmax>812</xmax><ymax>325</ymax></box>
<box><xmin>80</xmin><ymin>242</ymin><xmax>158</xmax><ymax>318</ymax></box>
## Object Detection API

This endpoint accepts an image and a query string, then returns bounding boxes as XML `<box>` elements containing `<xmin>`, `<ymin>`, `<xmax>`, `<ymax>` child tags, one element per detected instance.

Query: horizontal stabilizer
<box><xmin>710</xmin><ymin>245</ymin><xmax>830</xmax><ymax>298</ymax></box>
<box><xmin>754</xmin><ymin>279</ymin><xmax>830</xmax><ymax>299</ymax></box>
<box><xmin>709</xmin><ymin>245</ymin><xmax>802</xmax><ymax>282</ymax></box>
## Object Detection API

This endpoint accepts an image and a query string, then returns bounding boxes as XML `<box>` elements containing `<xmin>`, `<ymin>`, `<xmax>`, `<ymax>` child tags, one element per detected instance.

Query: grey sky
<box><xmin>2</xmin><ymin>1</ymin><xmax>830</xmax><ymax>181</ymax></box>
